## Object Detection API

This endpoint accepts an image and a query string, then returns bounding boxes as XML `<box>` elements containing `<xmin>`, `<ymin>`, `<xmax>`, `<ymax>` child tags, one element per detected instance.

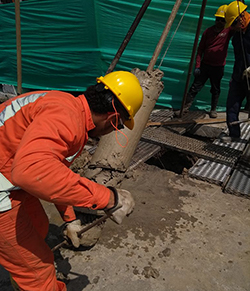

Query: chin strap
<box><xmin>111</xmin><ymin>99</ymin><xmax>129</xmax><ymax>148</ymax></box>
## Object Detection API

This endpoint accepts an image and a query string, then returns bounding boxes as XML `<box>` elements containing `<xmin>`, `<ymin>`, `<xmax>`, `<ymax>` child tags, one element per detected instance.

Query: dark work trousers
<box><xmin>226</xmin><ymin>78</ymin><xmax>248</xmax><ymax>137</ymax></box>
<box><xmin>186</xmin><ymin>63</ymin><xmax>224</xmax><ymax>110</ymax></box>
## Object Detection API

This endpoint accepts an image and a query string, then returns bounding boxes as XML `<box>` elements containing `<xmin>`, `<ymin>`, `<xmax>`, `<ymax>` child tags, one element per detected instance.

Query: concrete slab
<box><xmin>1</xmin><ymin>164</ymin><xmax>250</xmax><ymax>291</ymax></box>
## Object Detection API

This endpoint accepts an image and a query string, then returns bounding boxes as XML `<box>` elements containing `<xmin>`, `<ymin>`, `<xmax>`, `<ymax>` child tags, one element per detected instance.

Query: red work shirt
<box><xmin>195</xmin><ymin>26</ymin><xmax>233</xmax><ymax>68</ymax></box>
<box><xmin>0</xmin><ymin>91</ymin><xmax>110</xmax><ymax>221</ymax></box>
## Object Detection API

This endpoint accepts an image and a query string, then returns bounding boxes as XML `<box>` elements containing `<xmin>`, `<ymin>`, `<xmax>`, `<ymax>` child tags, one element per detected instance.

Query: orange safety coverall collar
<box><xmin>0</xmin><ymin>91</ymin><xmax>111</xmax><ymax>290</ymax></box>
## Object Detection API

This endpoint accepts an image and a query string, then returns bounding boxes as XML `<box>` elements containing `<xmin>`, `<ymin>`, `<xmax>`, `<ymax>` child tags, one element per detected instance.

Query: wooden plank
<box><xmin>146</xmin><ymin>118</ymin><xmax>226</xmax><ymax>127</ymax></box>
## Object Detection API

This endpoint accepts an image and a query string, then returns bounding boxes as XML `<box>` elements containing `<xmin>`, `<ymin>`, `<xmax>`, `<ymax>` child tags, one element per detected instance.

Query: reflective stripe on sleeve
<box><xmin>0</xmin><ymin>92</ymin><xmax>47</xmax><ymax>127</ymax></box>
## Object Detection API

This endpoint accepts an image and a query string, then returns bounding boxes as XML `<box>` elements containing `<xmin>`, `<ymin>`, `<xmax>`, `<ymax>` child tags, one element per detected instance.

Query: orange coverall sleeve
<box><xmin>11</xmin><ymin>101</ymin><xmax>110</xmax><ymax>220</ymax></box>
<box><xmin>55</xmin><ymin>204</ymin><xmax>76</xmax><ymax>222</ymax></box>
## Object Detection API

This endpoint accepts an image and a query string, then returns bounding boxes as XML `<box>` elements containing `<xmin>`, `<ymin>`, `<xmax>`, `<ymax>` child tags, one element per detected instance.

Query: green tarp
<box><xmin>0</xmin><ymin>0</ymin><xmax>238</xmax><ymax>110</ymax></box>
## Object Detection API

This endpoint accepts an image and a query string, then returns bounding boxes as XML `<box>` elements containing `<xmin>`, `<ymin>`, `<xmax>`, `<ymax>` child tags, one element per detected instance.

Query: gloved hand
<box><xmin>62</xmin><ymin>213</ymin><xmax>104</xmax><ymax>248</ymax></box>
<box><xmin>63</xmin><ymin>220</ymin><xmax>82</xmax><ymax>248</ymax></box>
<box><xmin>193</xmin><ymin>68</ymin><xmax>201</xmax><ymax>77</ymax></box>
<box><xmin>242</xmin><ymin>66</ymin><xmax>250</xmax><ymax>79</ymax></box>
<box><xmin>106</xmin><ymin>187</ymin><xmax>135</xmax><ymax>224</ymax></box>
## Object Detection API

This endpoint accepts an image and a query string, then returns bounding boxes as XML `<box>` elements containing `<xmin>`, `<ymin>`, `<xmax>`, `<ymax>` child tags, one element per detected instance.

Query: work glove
<box><xmin>242</xmin><ymin>66</ymin><xmax>250</xmax><ymax>79</ymax></box>
<box><xmin>106</xmin><ymin>187</ymin><xmax>135</xmax><ymax>224</ymax></box>
<box><xmin>193</xmin><ymin>68</ymin><xmax>201</xmax><ymax>77</ymax></box>
<box><xmin>62</xmin><ymin>213</ymin><xmax>104</xmax><ymax>248</ymax></box>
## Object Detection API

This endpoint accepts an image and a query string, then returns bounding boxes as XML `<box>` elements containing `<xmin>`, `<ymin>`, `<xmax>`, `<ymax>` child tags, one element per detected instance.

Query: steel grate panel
<box><xmin>213</xmin><ymin>122</ymin><xmax>250</xmax><ymax>152</ymax></box>
<box><xmin>86</xmin><ymin>145</ymin><xmax>97</xmax><ymax>155</ymax></box>
<box><xmin>167</xmin><ymin>111</ymin><xmax>207</xmax><ymax>134</ymax></box>
<box><xmin>171</xmin><ymin>110</ymin><xmax>207</xmax><ymax>122</ymax></box>
<box><xmin>129</xmin><ymin>141</ymin><xmax>161</xmax><ymax>170</ymax></box>
<box><xmin>224</xmin><ymin>142</ymin><xmax>250</xmax><ymax>197</ymax></box>
<box><xmin>238</xmin><ymin>141</ymin><xmax>250</xmax><ymax>164</ymax></box>
<box><xmin>141</xmin><ymin>126</ymin><xmax>241</xmax><ymax>166</ymax></box>
<box><xmin>149</xmin><ymin>110</ymin><xmax>206</xmax><ymax>134</ymax></box>
<box><xmin>86</xmin><ymin>141</ymin><xmax>161</xmax><ymax>171</ymax></box>
<box><xmin>149</xmin><ymin>109</ymin><xmax>174</xmax><ymax>122</ymax></box>
<box><xmin>224</xmin><ymin>164</ymin><xmax>250</xmax><ymax>197</ymax></box>
<box><xmin>188</xmin><ymin>159</ymin><xmax>232</xmax><ymax>185</ymax></box>
<box><xmin>188</xmin><ymin>123</ymin><xmax>250</xmax><ymax>197</ymax></box>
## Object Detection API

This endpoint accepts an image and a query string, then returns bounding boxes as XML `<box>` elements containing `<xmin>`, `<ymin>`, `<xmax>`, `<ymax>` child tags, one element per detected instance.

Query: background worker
<box><xmin>181</xmin><ymin>4</ymin><xmax>234</xmax><ymax>118</ymax></box>
<box><xmin>222</xmin><ymin>1</ymin><xmax>250</xmax><ymax>142</ymax></box>
<box><xmin>0</xmin><ymin>71</ymin><xmax>143</xmax><ymax>291</ymax></box>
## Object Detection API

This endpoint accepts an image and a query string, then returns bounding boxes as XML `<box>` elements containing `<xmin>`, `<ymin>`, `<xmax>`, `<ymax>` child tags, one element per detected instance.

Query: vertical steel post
<box><xmin>179</xmin><ymin>0</ymin><xmax>207</xmax><ymax>117</ymax></box>
<box><xmin>106</xmin><ymin>0</ymin><xmax>151</xmax><ymax>75</ymax></box>
<box><xmin>15</xmin><ymin>0</ymin><xmax>22</xmax><ymax>95</ymax></box>
<box><xmin>147</xmin><ymin>0</ymin><xmax>182</xmax><ymax>72</ymax></box>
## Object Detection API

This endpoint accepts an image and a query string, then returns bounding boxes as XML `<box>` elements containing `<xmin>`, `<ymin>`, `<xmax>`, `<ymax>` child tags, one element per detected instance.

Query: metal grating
<box><xmin>240</xmin><ymin>141</ymin><xmax>250</xmax><ymax>164</ymax></box>
<box><xmin>213</xmin><ymin>123</ymin><xmax>250</xmax><ymax>152</ymax></box>
<box><xmin>189</xmin><ymin>123</ymin><xmax>250</xmax><ymax>196</ymax></box>
<box><xmin>188</xmin><ymin>159</ymin><xmax>232</xmax><ymax>185</ymax></box>
<box><xmin>86</xmin><ymin>141</ymin><xmax>161</xmax><ymax>171</ymax></box>
<box><xmin>85</xmin><ymin>145</ymin><xmax>97</xmax><ymax>155</ymax></box>
<box><xmin>149</xmin><ymin>109</ymin><xmax>174</xmax><ymax>122</ymax></box>
<box><xmin>141</xmin><ymin>126</ymin><xmax>242</xmax><ymax>166</ymax></box>
<box><xmin>224</xmin><ymin>164</ymin><xmax>250</xmax><ymax>197</ymax></box>
<box><xmin>128</xmin><ymin>141</ymin><xmax>161</xmax><ymax>170</ymax></box>
<box><xmin>149</xmin><ymin>110</ymin><xmax>206</xmax><ymax>134</ymax></box>
<box><xmin>224</xmin><ymin>142</ymin><xmax>250</xmax><ymax>197</ymax></box>
<box><xmin>167</xmin><ymin>111</ymin><xmax>206</xmax><ymax>134</ymax></box>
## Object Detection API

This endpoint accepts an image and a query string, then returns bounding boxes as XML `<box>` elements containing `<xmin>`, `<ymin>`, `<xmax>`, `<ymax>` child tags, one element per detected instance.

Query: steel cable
<box><xmin>158</xmin><ymin>0</ymin><xmax>192</xmax><ymax>69</ymax></box>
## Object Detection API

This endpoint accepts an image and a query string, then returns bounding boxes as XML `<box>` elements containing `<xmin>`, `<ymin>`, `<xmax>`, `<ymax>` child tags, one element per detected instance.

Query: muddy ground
<box><xmin>1</xmin><ymin>148</ymin><xmax>250</xmax><ymax>291</ymax></box>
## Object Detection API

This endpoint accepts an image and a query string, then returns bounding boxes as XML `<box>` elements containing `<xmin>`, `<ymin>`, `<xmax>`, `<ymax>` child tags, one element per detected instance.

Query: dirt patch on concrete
<box><xmin>98</xmin><ymin>162</ymin><xmax>212</xmax><ymax>250</ymax></box>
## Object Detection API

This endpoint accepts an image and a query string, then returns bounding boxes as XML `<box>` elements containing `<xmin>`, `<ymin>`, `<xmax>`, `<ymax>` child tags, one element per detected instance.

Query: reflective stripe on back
<box><xmin>0</xmin><ymin>173</ymin><xmax>20</xmax><ymax>191</ymax></box>
<box><xmin>0</xmin><ymin>173</ymin><xmax>20</xmax><ymax>212</ymax></box>
<box><xmin>0</xmin><ymin>92</ymin><xmax>47</xmax><ymax>127</ymax></box>
<box><xmin>0</xmin><ymin>93</ymin><xmax>47</xmax><ymax>211</ymax></box>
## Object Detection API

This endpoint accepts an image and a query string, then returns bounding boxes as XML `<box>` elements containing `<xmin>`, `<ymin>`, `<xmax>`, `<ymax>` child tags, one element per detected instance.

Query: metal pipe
<box><xmin>51</xmin><ymin>207</ymin><xmax>120</xmax><ymax>252</ymax></box>
<box><xmin>106</xmin><ymin>0</ymin><xmax>152</xmax><ymax>75</ymax></box>
<box><xmin>229</xmin><ymin>118</ymin><xmax>250</xmax><ymax>126</ymax></box>
<box><xmin>15</xmin><ymin>0</ymin><xmax>22</xmax><ymax>95</ymax></box>
<box><xmin>147</xmin><ymin>0</ymin><xmax>182</xmax><ymax>72</ymax></box>
<box><xmin>179</xmin><ymin>0</ymin><xmax>207</xmax><ymax>117</ymax></box>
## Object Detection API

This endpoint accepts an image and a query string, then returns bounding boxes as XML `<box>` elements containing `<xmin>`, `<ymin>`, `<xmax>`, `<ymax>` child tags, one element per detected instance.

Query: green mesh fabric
<box><xmin>0</xmin><ymin>0</ymin><xmax>235</xmax><ymax>110</ymax></box>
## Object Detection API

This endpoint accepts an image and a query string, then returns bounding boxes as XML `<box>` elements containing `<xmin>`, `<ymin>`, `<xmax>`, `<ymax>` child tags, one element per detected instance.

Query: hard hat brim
<box><xmin>124</xmin><ymin>117</ymin><xmax>134</xmax><ymax>130</ymax></box>
<box><xmin>225</xmin><ymin>2</ymin><xmax>247</xmax><ymax>28</ymax></box>
<box><xmin>214</xmin><ymin>14</ymin><xmax>225</xmax><ymax>18</ymax></box>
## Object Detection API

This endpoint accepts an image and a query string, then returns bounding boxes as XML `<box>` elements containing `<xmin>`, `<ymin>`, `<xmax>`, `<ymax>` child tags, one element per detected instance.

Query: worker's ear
<box><xmin>106</xmin><ymin>112</ymin><xmax>119</xmax><ymax>122</ymax></box>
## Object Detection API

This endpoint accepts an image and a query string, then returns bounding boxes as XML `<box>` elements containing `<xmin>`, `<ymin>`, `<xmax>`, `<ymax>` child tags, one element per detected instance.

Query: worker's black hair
<box><xmin>84</xmin><ymin>84</ymin><xmax>129</xmax><ymax>120</ymax></box>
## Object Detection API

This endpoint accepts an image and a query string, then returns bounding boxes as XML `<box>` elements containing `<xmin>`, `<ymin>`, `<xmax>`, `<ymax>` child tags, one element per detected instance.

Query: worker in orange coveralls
<box><xmin>0</xmin><ymin>71</ymin><xmax>143</xmax><ymax>291</ymax></box>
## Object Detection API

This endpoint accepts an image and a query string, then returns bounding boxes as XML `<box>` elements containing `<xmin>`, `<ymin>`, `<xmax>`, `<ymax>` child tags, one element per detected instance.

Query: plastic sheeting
<box><xmin>0</xmin><ymin>0</ymin><xmax>238</xmax><ymax>110</ymax></box>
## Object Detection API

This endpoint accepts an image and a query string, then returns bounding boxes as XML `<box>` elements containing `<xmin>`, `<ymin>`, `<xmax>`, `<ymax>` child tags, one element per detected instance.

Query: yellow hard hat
<box><xmin>96</xmin><ymin>71</ymin><xmax>143</xmax><ymax>130</ymax></box>
<box><xmin>214</xmin><ymin>4</ymin><xmax>228</xmax><ymax>18</ymax></box>
<box><xmin>225</xmin><ymin>1</ymin><xmax>247</xmax><ymax>28</ymax></box>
